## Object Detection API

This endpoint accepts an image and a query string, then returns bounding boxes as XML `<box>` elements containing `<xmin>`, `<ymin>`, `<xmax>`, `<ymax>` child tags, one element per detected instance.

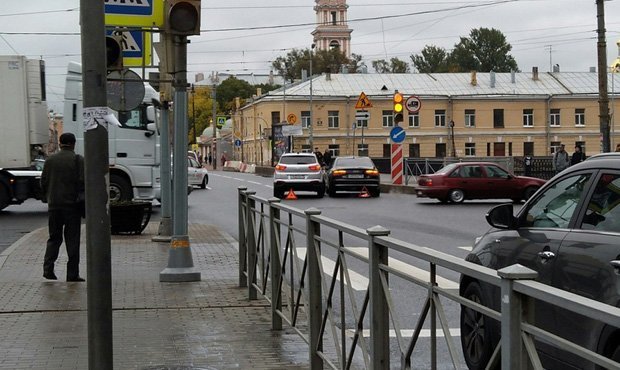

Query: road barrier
<box><xmin>237</xmin><ymin>187</ymin><xmax>620</xmax><ymax>369</ymax></box>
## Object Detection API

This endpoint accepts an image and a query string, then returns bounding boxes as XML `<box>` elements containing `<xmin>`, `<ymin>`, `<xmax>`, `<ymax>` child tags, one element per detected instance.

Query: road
<box><xmin>1</xmin><ymin>170</ymin><xmax>521</xmax><ymax>368</ymax></box>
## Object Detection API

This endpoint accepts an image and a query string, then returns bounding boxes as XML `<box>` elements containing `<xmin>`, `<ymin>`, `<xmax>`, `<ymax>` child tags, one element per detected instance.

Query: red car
<box><xmin>414</xmin><ymin>162</ymin><xmax>546</xmax><ymax>203</ymax></box>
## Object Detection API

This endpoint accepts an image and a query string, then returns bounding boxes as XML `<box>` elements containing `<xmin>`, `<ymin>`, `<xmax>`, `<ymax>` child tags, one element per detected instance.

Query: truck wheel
<box><xmin>109</xmin><ymin>175</ymin><xmax>132</xmax><ymax>202</ymax></box>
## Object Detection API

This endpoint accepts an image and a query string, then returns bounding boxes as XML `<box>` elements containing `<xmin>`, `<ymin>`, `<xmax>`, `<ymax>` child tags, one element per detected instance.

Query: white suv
<box><xmin>273</xmin><ymin>153</ymin><xmax>325</xmax><ymax>198</ymax></box>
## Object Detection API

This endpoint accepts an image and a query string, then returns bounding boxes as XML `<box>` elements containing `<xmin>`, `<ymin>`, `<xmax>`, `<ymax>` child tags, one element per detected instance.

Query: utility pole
<box><xmin>597</xmin><ymin>0</ymin><xmax>611</xmax><ymax>152</ymax></box>
<box><xmin>212</xmin><ymin>83</ymin><xmax>217</xmax><ymax>169</ymax></box>
<box><xmin>309</xmin><ymin>44</ymin><xmax>315</xmax><ymax>150</ymax></box>
<box><xmin>79</xmin><ymin>1</ymin><xmax>113</xmax><ymax>368</ymax></box>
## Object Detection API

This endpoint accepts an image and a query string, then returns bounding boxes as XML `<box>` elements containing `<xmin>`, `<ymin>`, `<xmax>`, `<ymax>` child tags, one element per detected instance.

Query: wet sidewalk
<box><xmin>0</xmin><ymin>223</ymin><xmax>310</xmax><ymax>370</ymax></box>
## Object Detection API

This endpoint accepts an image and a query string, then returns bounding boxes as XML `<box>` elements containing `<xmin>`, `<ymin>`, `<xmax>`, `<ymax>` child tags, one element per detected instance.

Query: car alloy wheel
<box><xmin>460</xmin><ymin>282</ymin><xmax>498</xmax><ymax>370</ymax></box>
<box><xmin>449</xmin><ymin>189</ymin><xmax>465</xmax><ymax>203</ymax></box>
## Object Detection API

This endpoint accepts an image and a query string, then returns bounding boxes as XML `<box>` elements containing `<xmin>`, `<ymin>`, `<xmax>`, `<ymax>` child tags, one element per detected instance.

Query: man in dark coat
<box><xmin>571</xmin><ymin>144</ymin><xmax>586</xmax><ymax>166</ymax></box>
<box><xmin>323</xmin><ymin>148</ymin><xmax>332</xmax><ymax>167</ymax></box>
<box><xmin>40</xmin><ymin>133</ymin><xmax>85</xmax><ymax>282</ymax></box>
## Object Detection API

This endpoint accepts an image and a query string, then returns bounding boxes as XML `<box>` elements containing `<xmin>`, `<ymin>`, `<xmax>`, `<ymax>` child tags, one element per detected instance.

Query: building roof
<box><xmin>195</xmin><ymin>72</ymin><xmax>284</xmax><ymax>87</ymax></box>
<box><xmin>254</xmin><ymin>71</ymin><xmax>620</xmax><ymax>103</ymax></box>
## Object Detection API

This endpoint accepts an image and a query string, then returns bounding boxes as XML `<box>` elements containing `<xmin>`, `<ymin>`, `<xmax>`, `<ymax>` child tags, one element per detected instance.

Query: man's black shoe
<box><xmin>67</xmin><ymin>277</ymin><xmax>85</xmax><ymax>282</ymax></box>
<box><xmin>43</xmin><ymin>272</ymin><xmax>57</xmax><ymax>280</ymax></box>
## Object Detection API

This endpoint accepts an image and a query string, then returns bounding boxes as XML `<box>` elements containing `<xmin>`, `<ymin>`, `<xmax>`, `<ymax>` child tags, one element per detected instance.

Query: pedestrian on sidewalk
<box><xmin>208</xmin><ymin>153</ymin><xmax>212</xmax><ymax>166</ymax></box>
<box><xmin>553</xmin><ymin>143</ymin><xmax>570</xmax><ymax>174</ymax></box>
<box><xmin>323</xmin><ymin>148</ymin><xmax>332</xmax><ymax>167</ymax></box>
<box><xmin>221</xmin><ymin>152</ymin><xmax>227</xmax><ymax>167</ymax></box>
<box><xmin>570</xmin><ymin>144</ymin><xmax>586</xmax><ymax>166</ymax></box>
<box><xmin>314</xmin><ymin>147</ymin><xmax>324</xmax><ymax>166</ymax></box>
<box><xmin>40</xmin><ymin>133</ymin><xmax>85</xmax><ymax>282</ymax></box>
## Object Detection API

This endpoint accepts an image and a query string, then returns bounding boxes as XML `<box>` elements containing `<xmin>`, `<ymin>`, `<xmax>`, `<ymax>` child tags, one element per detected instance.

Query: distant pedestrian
<box><xmin>208</xmin><ymin>154</ymin><xmax>212</xmax><ymax>165</ymax></box>
<box><xmin>616</xmin><ymin>143</ymin><xmax>620</xmax><ymax>152</ymax></box>
<box><xmin>323</xmin><ymin>148</ymin><xmax>332</xmax><ymax>167</ymax></box>
<box><xmin>40</xmin><ymin>133</ymin><xmax>85</xmax><ymax>282</ymax></box>
<box><xmin>314</xmin><ymin>147</ymin><xmax>324</xmax><ymax>166</ymax></box>
<box><xmin>553</xmin><ymin>143</ymin><xmax>570</xmax><ymax>174</ymax></box>
<box><xmin>221</xmin><ymin>152</ymin><xmax>227</xmax><ymax>167</ymax></box>
<box><xmin>570</xmin><ymin>145</ymin><xmax>586</xmax><ymax>166</ymax></box>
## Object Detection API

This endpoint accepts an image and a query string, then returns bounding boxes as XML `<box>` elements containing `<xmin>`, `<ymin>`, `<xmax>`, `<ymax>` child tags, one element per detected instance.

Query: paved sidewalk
<box><xmin>0</xmin><ymin>223</ymin><xmax>311</xmax><ymax>370</ymax></box>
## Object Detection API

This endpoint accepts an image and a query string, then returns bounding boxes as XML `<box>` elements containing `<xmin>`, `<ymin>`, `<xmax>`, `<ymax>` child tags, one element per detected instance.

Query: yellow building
<box><xmin>236</xmin><ymin>69</ymin><xmax>619</xmax><ymax>165</ymax></box>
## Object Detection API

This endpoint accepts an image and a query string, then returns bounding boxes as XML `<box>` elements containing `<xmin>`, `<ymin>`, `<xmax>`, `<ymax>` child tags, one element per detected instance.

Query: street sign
<box><xmin>355</xmin><ymin>110</ymin><xmax>370</xmax><ymax>120</ymax></box>
<box><xmin>216</xmin><ymin>116</ymin><xmax>226</xmax><ymax>129</ymax></box>
<box><xmin>355</xmin><ymin>92</ymin><xmax>373</xmax><ymax>109</ymax></box>
<box><xmin>287</xmin><ymin>113</ymin><xmax>297</xmax><ymax>124</ymax></box>
<box><xmin>405</xmin><ymin>95</ymin><xmax>422</xmax><ymax>114</ymax></box>
<box><xmin>234</xmin><ymin>139</ymin><xmax>242</xmax><ymax>147</ymax></box>
<box><xmin>390</xmin><ymin>126</ymin><xmax>406</xmax><ymax>143</ymax></box>
<box><xmin>105</xmin><ymin>0</ymin><xmax>164</xmax><ymax>28</ymax></box>
<box><xmin>106</xmin><ymin>29</ymin><xmax>152</xmax><ymax>67</ymax></box>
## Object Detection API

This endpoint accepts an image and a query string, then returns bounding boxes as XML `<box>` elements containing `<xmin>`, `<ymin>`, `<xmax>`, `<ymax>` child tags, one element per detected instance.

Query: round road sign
<box><xmin>405</xmin><ymin>95</ymin><xmax>422</xmax><ymax>114</ymax></box>
<box><xmin>287</xmin><ymin>113</ymin><xmax>297</xmax><ymax>124</ymax></box>
<box><xmin>390</xmin><ymin>126</ymin><xmax>406</xmax><ymax>143</ymax></box>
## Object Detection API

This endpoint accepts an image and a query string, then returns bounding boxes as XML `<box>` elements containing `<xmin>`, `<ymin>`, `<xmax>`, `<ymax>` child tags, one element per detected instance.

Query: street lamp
<box><xmin>309</xmin><ymin>43</ymin><xmax>315</xmax><ymax>150</ymax></box>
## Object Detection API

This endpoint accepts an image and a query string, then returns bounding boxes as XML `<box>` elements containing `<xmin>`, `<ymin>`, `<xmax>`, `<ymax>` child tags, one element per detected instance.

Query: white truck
<box><xmin>0</xmin><ymin>56</ymin><xmax>49</xmax><ymax>210</ymax></box>
<box><xmin>63</xmin><ymin>62</ymin><xmax>161</xmax><ymax>202</ymax></box>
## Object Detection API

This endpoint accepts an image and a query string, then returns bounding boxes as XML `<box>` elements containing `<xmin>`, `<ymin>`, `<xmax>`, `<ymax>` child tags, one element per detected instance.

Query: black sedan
<box><xmin>324</xmin><ymin>156</ymin><xmax>380</xmax><ymax>197</ymax></box>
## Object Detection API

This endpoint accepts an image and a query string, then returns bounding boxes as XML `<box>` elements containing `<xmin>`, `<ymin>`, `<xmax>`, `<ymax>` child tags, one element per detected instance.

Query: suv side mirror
<box><xmin>486</xmin><ymin>203</ymin><xmax>516</xmax><ymax>229</ymax></box>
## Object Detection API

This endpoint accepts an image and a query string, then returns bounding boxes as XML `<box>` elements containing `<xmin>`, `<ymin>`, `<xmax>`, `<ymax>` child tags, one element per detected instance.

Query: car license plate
<box><xmin>348</xmin><ymin>174</ymin><xmax>364</xmax><ymax>179</ymax></box>
<box><xmin>289</xmin><ymin>175</ymin><xmax>305</xmax><ymax>179</ymax></box>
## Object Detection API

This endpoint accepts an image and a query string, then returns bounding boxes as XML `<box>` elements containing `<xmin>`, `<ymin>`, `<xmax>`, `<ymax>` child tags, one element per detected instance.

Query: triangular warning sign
<box><xmin>355</xmin><ymin>92</ymin><xmax>373</xmax><ymax>109</ymax></box>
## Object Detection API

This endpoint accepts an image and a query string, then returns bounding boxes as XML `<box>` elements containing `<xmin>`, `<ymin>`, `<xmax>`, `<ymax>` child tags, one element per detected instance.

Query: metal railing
<box><xmin>237</xmin><ymin>187</ymin><xmax>620</xmax><ymax>369</ymax></box>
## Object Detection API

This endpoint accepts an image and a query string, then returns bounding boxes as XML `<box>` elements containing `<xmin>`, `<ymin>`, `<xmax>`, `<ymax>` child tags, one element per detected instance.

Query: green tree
<box><xmin>271</xmin><ymin>48</ymin><xmax>357</xmax><ymax>82</ymax></box>
<box><xmin>188</xmin><ymin>85</ymin><xmax>216</xmax><ymax>144</ymax></box>
<box><xmin>347</xmin><ymin>53</ymin><xmax>366</xmax><ymax>73</ymax></box>
<box><xmin>216</xmin><ymin>77</ymin><xmax>255</xmax><ymax>113</ymax></box>
<box><xmin>410</xmin><ymin>45</ymin><xmax>450</xmax><ymax>73</ymax></box>
<box><xmin>371</xmin><ymin>57</ymin><xmax>410</xmax><ymax>73</ymax></box>
<box><xmin>449</xmin><ymin>28</ymin><xmax>518</xmax><ymax>72</ymax></box>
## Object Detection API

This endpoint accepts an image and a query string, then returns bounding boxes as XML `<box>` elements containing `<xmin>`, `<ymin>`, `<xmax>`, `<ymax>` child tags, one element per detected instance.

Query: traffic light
<box><xmin>106</xmin><ymin>35</ymin><xmax>123</xmax><ymax>71</ymax></box>
<box><xmin>393</xmin><ymin>90</ymin><xmax>404</xmax><ymax>124</ymax></box>
<box><xmin>165</xmin><ymin>0</ymin><xmax>201</xmax><ymax>36</ymax></box>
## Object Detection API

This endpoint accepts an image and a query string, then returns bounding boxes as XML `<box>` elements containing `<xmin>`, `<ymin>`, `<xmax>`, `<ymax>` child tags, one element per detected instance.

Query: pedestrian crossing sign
<box><xmin>106</xmin><ymin>29</ymin><xmax>152</xmax><ymax>67</ymax></box>
<box><xmin>355</xmin><ymin>92</ymin><xmax>373</xmax><ymax>109</ymax></box>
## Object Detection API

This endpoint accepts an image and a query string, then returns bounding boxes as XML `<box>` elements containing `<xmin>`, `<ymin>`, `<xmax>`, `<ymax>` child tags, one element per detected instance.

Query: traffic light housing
<box><xmin>393</xmin><ymin>90</ymin><xmax>404</xmax><ymax>124</ymax></box>
<box><xmin>165</xmin><ymin>0</ymin><xmax>201</xmax><ymax>36</ymax></box>
<box><xmin>106</xmin><ymin>35</ymin><xmax>123</xmax><ymax>71</ymax></box>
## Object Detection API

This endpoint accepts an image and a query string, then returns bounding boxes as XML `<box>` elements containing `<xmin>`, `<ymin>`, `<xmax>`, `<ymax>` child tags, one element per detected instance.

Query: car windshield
<box><xmin>279</xmin><ymin>155</ymin><xmax>316</xmax><ymax>165</ymax></box>
<box><xmin>334</xmin><ymin>157</ymin><xmax>374</xmax><ymax>168</ymax></box>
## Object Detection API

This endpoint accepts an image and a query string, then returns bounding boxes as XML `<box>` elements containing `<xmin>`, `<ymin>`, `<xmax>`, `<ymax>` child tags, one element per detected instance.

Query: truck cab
<box><xmin>63</xmin><ymin>62</ymin><xmax>161</xmax><ymax>202</ymax></box>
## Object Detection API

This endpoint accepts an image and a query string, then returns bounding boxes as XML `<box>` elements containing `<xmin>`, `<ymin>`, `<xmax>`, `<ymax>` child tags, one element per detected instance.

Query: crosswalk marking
<box><xmin>347</xmin><ymin>328</ymin><xmax>461</xmax><ymax>338</ymax></box>
<box><xmin>458</xmin><ymin>246</ymin><xmax>473</xmax><ymax>251</ymax></box>
<box><xmin>296</xmin><ymin>248</ymin><xmax>368</xmax><ymax>291</ymax></box>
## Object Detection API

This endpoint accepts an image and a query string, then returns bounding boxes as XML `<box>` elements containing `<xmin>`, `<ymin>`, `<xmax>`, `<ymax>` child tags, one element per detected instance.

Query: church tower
<box><xmin>311</xmin><ymin>0</ymin><xmax>352</xmax><ymax>58</ymax></box>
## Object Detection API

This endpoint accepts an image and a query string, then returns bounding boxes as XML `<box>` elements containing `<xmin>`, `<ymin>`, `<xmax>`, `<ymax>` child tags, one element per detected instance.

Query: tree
<box><xmin>188</xmin><ymin>85</ymin><xmax>216</xmax><ymax>144</ymax></box>
<box><xmin>347</xmin><ymin>53</ymin><xmax>366</xmax><ymax>73</ymax></box>
<box><xmin>410</xmin><ymin>45</ymin><xmax>450</xmax><ymax>73</ymax></box>
<box><xmin>371</xmin><ymin>57</ymin><xmax>410</xmax><ymax>73</ymax></box>
<box><xmin>271</xmin><ymin>48</ymin><xmax>357</xmax><ymax>82</ymax></box>
<box><xmin>449</xmin><ymin>28</ymin><xmax>518</xmax><ymax>72</ymax></box>
<box><xmin>216</xmin><ymin>77</ymin><xmax>255</xmax><ymax>112</ymax></box>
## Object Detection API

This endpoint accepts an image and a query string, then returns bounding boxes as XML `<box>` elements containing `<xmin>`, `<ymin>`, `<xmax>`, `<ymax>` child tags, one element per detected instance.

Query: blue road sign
<box><xmin>390</xmin><ymin>126</ymin><xmax>406</xmax><ymax>143</ymax></box>
<box><xmin>105</xmin><ymin>0</ymin><xmax>153</xmax><ymax>16</ymax></box>
<box><xmin>235</xmin><ymin>139</ymin><xmax>242</xmax><ymax>147</ymax></box>
<box><xmin>106</xmin><ymin>29</ymin><xmax>143</xmax><ymax>59</ymax></box>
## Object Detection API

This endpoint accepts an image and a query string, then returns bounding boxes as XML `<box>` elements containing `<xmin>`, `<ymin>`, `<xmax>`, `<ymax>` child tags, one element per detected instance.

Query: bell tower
<box><xmin>312</xmin><ymin>0</ymin><xmax>352</xmax><ymax>58</ymax></box>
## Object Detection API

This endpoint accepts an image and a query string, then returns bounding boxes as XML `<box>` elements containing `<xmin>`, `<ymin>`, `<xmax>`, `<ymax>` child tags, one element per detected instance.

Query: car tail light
<box><xmin>332</xmin><ymin>169</ymin><xmax>347</xmax><ymax>176</ymax></box>
<box><xmin>423</xmin><ymin>178</ymin><xmax>433</xmax><ymax>186</ymax></box>
<box><xmin>308</xmin><ymin>164</ymin><xmax>321</xmax><ymax>171</ymax></box>
<box><xmin>365</xmin><ymin>169</ymin><xmax>379</xmax><ymax>175</ymax></box>
<box><xmin>275</xmin><ymin>164</ymin><xmax>287</xmax><ymax>171</ymax></box>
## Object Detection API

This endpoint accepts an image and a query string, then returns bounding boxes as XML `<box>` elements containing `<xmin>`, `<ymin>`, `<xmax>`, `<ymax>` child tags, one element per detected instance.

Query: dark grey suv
<box><xmin>460</xmin><ymin>156</ymin><xmax>620</xmax><ymax>370</ymax></box>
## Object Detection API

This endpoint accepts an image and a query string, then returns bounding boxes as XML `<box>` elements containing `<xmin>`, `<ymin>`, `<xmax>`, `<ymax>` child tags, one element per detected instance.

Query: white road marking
<box><xmin>458</xmin><ymin>246</ymin><xmax>473</xmax><ymax>251</ymax></box>
<box><xmin>347</xmin><ymin>328</ymin><xmax>461</xmax><ymax>338</ymax></box>
<box><xmin>296</xmin><ymin>248</ymin><xmax>368</xmax><ymax>291</ymax></box>
<box><xmin>247</xmin><ymin>181</ymin><xmax>262</xmax><ymax>185</ymax></box>
<box><xmin>348</xmin><ymin>247</ymin><xmax>459</xmax><ymax>290</ymax></box>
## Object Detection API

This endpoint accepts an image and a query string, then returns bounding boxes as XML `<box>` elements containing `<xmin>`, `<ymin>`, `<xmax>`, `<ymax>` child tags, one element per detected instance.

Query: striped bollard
<box><xmin>391</xmin><ymin>143</ymin><xmax>403</xmax><ymax>185</ymax></box>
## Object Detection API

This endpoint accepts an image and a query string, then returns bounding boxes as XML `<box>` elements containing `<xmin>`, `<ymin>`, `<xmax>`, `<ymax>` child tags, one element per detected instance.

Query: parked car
<box><xmin>188</xmin><ymin>157</ymin><xmax>208</xmax><ymax>189</ymax></box>
<box><xmin>324</xmin><ymin>156</ymin><xmax>380</xmax><ymax>197</ymax></box>
<box><xmin>273</xmin><ymin>153</ymin><xmax>325</xmax><ymax>198</ymax></box>
<box><xmin>415</xmin><ymin>162</ymin><xmax>545</xmax><ymax>203</ymax></box>
<box><xmin>460</xmin><ymin>156</ymin><xmax>620</xmax><ymax>369</ymax></box>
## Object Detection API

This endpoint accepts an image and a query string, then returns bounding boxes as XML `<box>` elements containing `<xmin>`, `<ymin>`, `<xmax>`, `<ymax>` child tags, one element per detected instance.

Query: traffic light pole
<box><xmin>153</xmin><ymin>102</ymin><xmax>172</xmax><ymax>242</ymax></box>
<box><xmin>160</xmin><ymin>34</ymin><xmax>201</xmax><ymax>282</ymax></box>
<box><xmin>80</xmin><ymin>1</ymin><xmax>113</xmax><ymax>368</ymax></box>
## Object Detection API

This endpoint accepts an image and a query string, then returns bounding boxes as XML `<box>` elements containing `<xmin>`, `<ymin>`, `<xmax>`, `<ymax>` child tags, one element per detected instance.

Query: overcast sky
<box><xmin>1</xmin><ymin>0</ymin><xmax>619</xmax><ymax>112</ymax></box>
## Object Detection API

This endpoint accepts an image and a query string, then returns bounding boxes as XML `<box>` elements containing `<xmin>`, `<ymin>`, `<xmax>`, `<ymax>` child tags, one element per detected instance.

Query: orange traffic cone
<box><xmin>359</xmin><ymin>186</ymin><xmax>370</xmax><ymax>198</ymax></box>
<box><xmin>285</xmin><ymin>188</ymin><xmax>298</xmax><ymax>200</ymax></box>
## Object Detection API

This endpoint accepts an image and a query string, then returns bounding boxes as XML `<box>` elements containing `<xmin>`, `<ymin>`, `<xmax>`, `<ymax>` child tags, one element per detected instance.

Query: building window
<box><xmin>550</xmin><ymin>109</ymin><xmax>561</xmax><ymax>126</ymax></box>
<box><xmin>408</xmin><ymin>113</ymin><xmax>419</xmax><ymax>128</ymax></box>
<box><xmin>328</xmin><ymin>144</ymin><xmax>340</xmax><ymax>157</ymax></box>
<box><xmin>493</xmin><ymin>109</ymin><xmax>504</xmax><ymax>128</ymax></box>
<box><xmin>575</xmin><ymin>108</ymin><xmax>585</xmax><ymax>126</ymax></box>
<box><xmin>409</xmin><ymin>143</ymin><xmax>420</xmax><ymax>157</ymax></box>
<box><xmin>465</xmin><ymin>143</ymin><xmax>476</xmax><ymax>156</ymax></box>
<box><xmin>356</xmin><ymin>119</ymin><xmax>368</xmax><ymax>128</ymax></box>
<box><xmin>464</xmin><ymin>109</ymin><xmax>476</xmax><ymax>127</ymax></box>
<box><xmin>331</xmin><ymin>11</ymin><xmax>337</xmax><ymax>25</ymax></box>
<box><xmin>435</xmin><ymin>143</ymin><xmax>446</xmax><ymax>157</ymax></box>
<box><xmin>550</xmin><ymin>141</ymin><xmax>561</xmax><ymax>155</ymax></box>
<box><xmin>301</xmin><ymin>111</ymin><xmax>310</xmax><ymax>128</ymax></box>
<box><xmin>382</xmin><ymin>110</ymin><xmax>394</xmax><ymax>127</ymax></box>
<box><xmin>382</xmin><ymin>144</ymin><xmax>391</xmax><ymax>157</ymax></box>
<box><xmin>357</xmin><ymin>144</ymin><xmax>368</xmax><ymax>156</ymax></box>
<box><xmin>524</xmin><ymin>142</ymin><xmax>534</xmax><ymax>156</ymax></box>
<box><xmin>434</xmin><ymin>110</ymin><xmax>446</xmax><ymax>127</ymax></box>
<box><xmin>523</xmin><ymin>109</ymin><xmax>534</xmax><ymax>127</ymax></box>
<box><xmin>271</xmin><ymin>111</ymin><xmax>280</xmax><ymax>125</ymax></box>
<box><xmin>327</xmin><ymin>111</ymin><xmax>339</xmax><ymax>128</ymax></box>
